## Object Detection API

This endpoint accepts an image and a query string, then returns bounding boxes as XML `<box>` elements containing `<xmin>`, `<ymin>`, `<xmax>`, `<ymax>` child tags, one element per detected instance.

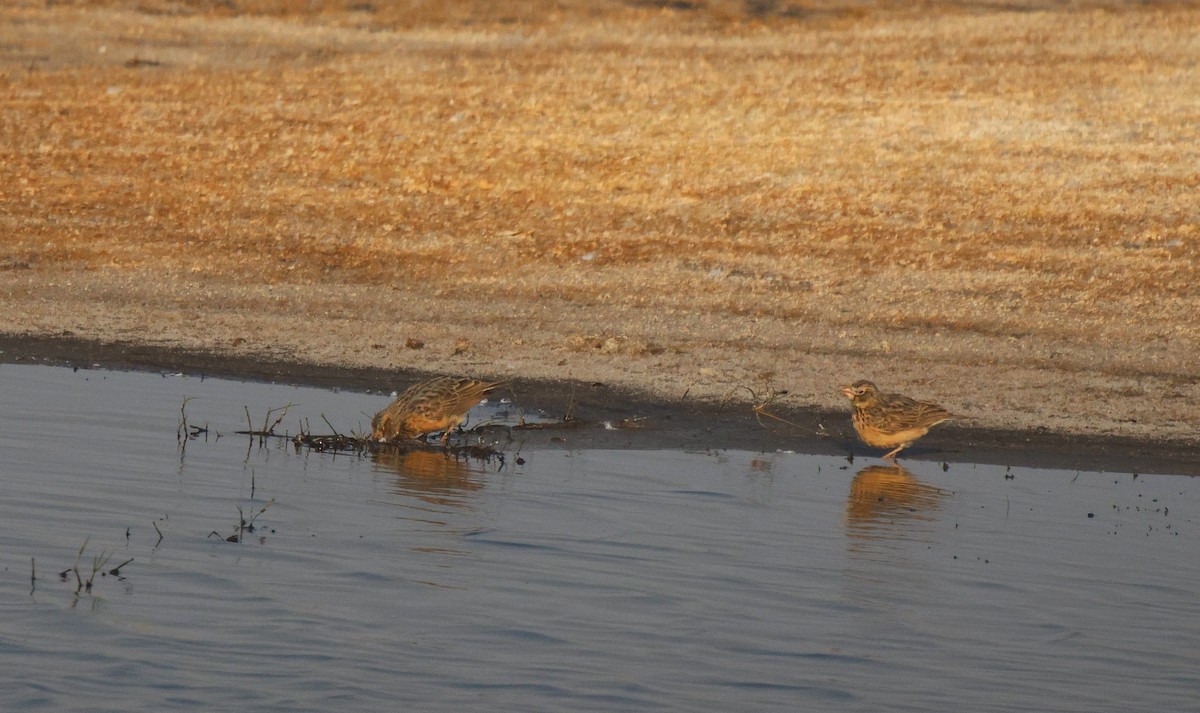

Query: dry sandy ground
<box><xmin>1</xmin><ymin>1</ymin><xmax>1198</xmax><ymax>451</ymax></box>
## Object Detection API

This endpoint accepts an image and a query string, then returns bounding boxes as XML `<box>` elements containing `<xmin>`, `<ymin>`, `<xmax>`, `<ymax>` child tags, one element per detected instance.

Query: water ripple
<box><xmin>2</xmin><ymin>365</ymin><xmax>1199</xmax><ymax>712</ymax></box>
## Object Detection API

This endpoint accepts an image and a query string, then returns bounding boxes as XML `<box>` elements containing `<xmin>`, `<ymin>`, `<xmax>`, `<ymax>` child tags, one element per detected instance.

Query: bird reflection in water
<box><xmin>845</xmin><ymin>464</ymin><xmax>946</xmax><ymax>541</ymax></box>
<box><xmin>370</xmin><ymin>447</ymin><xmax>489</xmax><ymax>508</ymax></box>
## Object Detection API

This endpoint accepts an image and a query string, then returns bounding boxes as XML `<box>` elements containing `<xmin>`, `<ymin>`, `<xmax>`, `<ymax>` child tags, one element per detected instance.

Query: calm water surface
<box><xmin>0</xmin><ymin>363</ymin><xmax>1197</xmax><ymax>712</ymax></box>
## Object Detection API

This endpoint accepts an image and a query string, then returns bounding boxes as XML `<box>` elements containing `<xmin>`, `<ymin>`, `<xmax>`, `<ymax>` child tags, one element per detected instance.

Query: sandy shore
<box><xmin>1</xmin><ymin>1</ymin><xmax>1197</xmax><ymax>471</ymax></box>
<box><xmin>3</xmin><ymin>332</ymin><xmax>1199</xmax><ymax>476</ymax></box>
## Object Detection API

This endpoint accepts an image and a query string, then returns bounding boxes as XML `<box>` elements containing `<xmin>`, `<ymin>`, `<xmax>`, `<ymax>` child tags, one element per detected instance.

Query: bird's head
<box><xmin>840</xmin><ymin>380</ymin><xmax>879</xmax><ymax>405</ymax></box>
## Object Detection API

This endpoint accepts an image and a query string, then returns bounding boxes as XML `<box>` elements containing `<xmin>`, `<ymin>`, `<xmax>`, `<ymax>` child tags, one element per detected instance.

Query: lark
<box><xmin>840</xmin><ymin>380</ymin><xmax>952</xmax><ymax>460</ymax></box>
<box><xmin>371</xmin><ymin>376</ymin><xmax>504</xmax><ymax>443</ymax></box>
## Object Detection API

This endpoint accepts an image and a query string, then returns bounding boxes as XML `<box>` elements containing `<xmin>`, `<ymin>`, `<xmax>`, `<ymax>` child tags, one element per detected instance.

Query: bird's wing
<box><xmin>415</xmin><ymin>378</ymin><xmax>503</xmax><ymax>418</ymax></box>
<box><xmin>876</xmin><ymin>394</ymin><xmax>952</xmax><ymax>430</ymax></box>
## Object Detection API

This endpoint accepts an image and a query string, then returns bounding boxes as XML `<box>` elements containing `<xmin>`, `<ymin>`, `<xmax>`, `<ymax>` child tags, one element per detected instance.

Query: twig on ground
<box><xmin>732</xmin><ymin>384</ymin><xmax>806</xmax><ymax>435</ymax></box>
<box><xmin>563</xmin><ymin>384</ymin><xmax>578</xmax><ymax>423</ymax></box>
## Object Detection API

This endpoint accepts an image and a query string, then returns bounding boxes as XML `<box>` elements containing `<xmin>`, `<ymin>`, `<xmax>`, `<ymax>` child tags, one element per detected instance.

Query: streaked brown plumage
<box><xmin>840</xmin><ymin>380</ymin><xmax>952</xmax><ymax>460</ymax></box>
<box><xmin>371</xmin><ymin>376</ymin><xmax>504</xmax><ymax>443</ymax></box>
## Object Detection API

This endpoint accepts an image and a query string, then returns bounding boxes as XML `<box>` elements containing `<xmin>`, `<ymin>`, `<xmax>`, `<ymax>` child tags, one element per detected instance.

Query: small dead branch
<box><xmin>210</xmin><ymin>498</ymin><xmax>275</xmax><ymax>543</ymax></box>
<box><xmin>296</xmin><ymin>433</ymin><xmax>364</xmax><ymax>452</ymax></box>
<box><xmin>730</xmin><ymin>384</ymin><xmax>807</xmax><ymax>436</ymax></box>
<box><xmin>63</xmin><ymin>538</ymin><xmax>114</xmax><ymax>594</ymax></box>
<box><xmin>242</xmin><ymin>499</ymin><xmax>274</xmax><ymax>539</ymax></box>
<box><xmin>564</xmin><ymin>383</ymin><xmax>578</xmax><ymax>422</ymax></box>
<box><xmin>69</xmin><ymin>537</ymin><xmax>89</xmax><ymax>592</ymax></box>
<box><xmin>238</xmin><ymin>403</ymin><xmax>295</xmax><ymax>440</ymax></box>
<box><xmin>320</xmin><ymin>414</ymin><xmax>340</xmax><ymax>437</ymax></box>
<box><xmin>85</xmin><ymin>550</ymin><xmax>113</xmax><ymax>593</ymax></box>
<box><xmin>108</xmin><ymin>558</ymin><xmax>133</xmax><ymax>577</ymax></box>
<box><xmin>263</xmin><ymin>404</ymin><xmax>293</xmax><ymax>435</ymax></box>
<box><xmin>177</xmin><ymin>396</ymin><xmax>195</xmax><ymax>442</ymax></box>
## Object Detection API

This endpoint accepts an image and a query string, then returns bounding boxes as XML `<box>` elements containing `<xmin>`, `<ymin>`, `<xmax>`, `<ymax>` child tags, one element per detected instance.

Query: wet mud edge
<box><xmin>2</xmin><ymin>332</ymin><xmax>1197</xmax><ymax>476</ymax></box>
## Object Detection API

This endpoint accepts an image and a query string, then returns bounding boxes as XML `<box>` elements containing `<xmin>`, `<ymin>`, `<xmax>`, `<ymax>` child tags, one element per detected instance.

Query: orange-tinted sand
<box><xmin>2</xmin><ymin>0</ymin><xmax>1197</xmax><ymax>442</ymax></box>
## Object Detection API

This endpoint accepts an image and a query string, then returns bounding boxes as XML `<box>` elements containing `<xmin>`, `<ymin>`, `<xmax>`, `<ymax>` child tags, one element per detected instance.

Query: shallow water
<box><xmin>1</xmin><ymin>363</ymin><xmax>1198</xmax><ymax>712</ymax></box>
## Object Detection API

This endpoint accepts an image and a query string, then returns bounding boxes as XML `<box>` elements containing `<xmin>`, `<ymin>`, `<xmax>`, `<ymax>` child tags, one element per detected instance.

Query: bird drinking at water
<box><xmin>371</xmin><ymin>376</ymin><xmax>504</xmax><ymax>443</ymax></box>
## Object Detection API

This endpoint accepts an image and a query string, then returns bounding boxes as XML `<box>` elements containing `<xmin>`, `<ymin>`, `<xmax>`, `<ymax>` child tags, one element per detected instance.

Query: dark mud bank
<box><xmin>2</xmin><ymin>332</ymin><xmax>1197</xmax><ymax>476</ymax></box>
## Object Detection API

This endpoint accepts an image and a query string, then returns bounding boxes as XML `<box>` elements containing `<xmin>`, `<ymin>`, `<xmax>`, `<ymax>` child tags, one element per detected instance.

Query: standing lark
<box><xmin>840</xmin><ymin>380</ymin><xmax>953</xmax><ymax>460</ymax></box>
<box><xmin>371</xmin><ymin>376</ymin><xmax>504</xmax><ymax>443</ymax></box>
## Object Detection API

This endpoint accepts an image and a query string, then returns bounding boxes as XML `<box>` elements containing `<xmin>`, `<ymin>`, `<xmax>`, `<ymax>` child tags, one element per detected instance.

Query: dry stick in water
<box><xmin>64</xmin><ymin>539</ymin><xmax>110</xmax><ymax>594</ymax></box>
<box><xmin>240</xmin><ymin>404</ymin><xmax>295</xmax><ymax>440</ymax></box>
<box><xmin>214</xmin><ymin>498</ymin><xmax>275</xmax><ymax>543</ymax></box>
<box><xmin>263</xmin><ymin>403</ymin><xmax>293</xmax><ymax>435</ymax></box>
<box><xmin>108</xmin><ymin>558</ymin><xmax>133</xmax><ymax>576</ymax></box>
<box><xmin>66</xmin><ymin>539</ymin><xmax>114</xmax><ymax>594</ymax></box>
<box><xmin>246</xmin><ymin>499</ymin><xmax>274</xmax><ymax>532</ymax></box>
<box><xmin>85</xmin><ymin>549</ymin><xmax>113</xmax><ymax>593</ymax></box>
<box><xmin>237</xmin><ymin>498</ymin><xmax>275</xmax><ymax>542</ymax></box>
<box><xmin>70</xmin><ymin>537</ymin><xmax>89</xmax><ymax>593</ymax></box>
<box><xmin>177</xmin><ymin>397</ymin><xmax>194</xmax><ymax>442</ymax></box>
